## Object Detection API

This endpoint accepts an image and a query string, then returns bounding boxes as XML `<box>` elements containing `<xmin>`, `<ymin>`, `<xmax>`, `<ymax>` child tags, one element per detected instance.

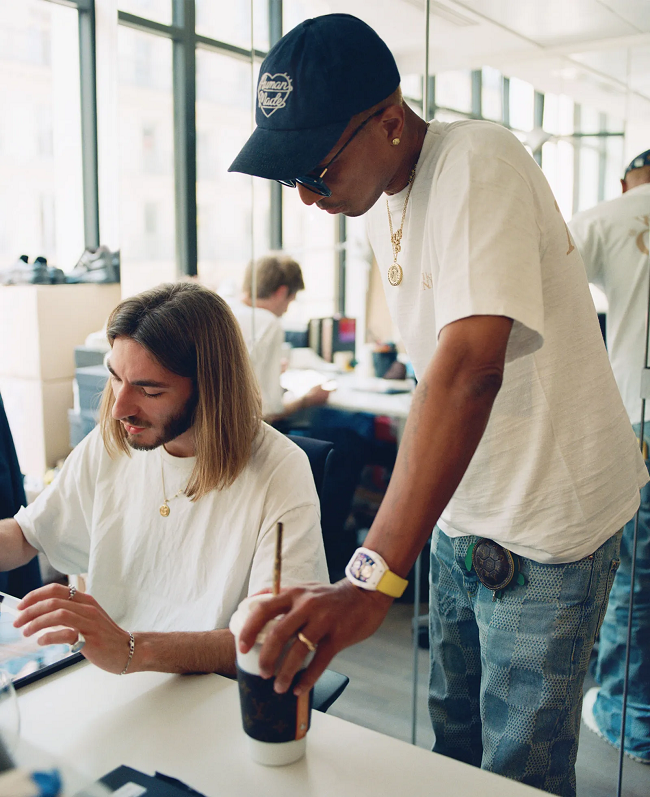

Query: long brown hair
<box><xmin>99</xmin><ymin>282</ymin><xmax>262</xmax><ymax>499</ymax></box>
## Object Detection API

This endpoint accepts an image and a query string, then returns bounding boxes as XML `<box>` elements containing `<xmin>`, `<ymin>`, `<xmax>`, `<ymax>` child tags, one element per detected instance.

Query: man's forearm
<box><xmin>364</xmin><ymin>317</ymin><xmax>512</xmax><ymax>577</ymax></box>
<box><xmin>0</xmin><ymin>519</ymin><xmax>38</xmax><ymax>571</ymax></box>
<box><xmin>128</xmin><ymin>628</ymin><xmax>236</xmax><ymax>676</ymax></box>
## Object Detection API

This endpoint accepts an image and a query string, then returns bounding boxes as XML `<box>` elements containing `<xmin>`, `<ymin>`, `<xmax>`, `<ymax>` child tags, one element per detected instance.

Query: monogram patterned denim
<box><xmin>428</xmin><ymin>527</ymin><xmax>621</xmax><ymax>797</ymax></box>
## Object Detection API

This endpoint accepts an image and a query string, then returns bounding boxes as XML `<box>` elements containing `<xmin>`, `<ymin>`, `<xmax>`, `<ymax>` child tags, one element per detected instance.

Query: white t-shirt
<box><xmin>15</xmin><ymin>425</ymin><xmax>328</xmax><ymax>632</ymax></box>
<box><xmin>569</xmin><ymin>184</ymin><xmax>650</xmax><ymax>425</ymax></box>
<box><xmin>366</xmin><ymin>119</ymin><xmax>647</xmax><ymax>564</ymax></box>
<box><xmin>229</xmin><ymin>301</ymin><xmax>284</xmax><ymax>416</ymax></box>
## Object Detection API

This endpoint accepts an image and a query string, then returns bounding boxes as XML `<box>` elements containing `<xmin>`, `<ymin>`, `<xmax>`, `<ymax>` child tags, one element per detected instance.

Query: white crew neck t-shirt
<box><xmin>228</xmin><ymin>301</ymin><xmax>285</xmax><ymax>416</ymax></box>
<box><xmin>15</xmin><ymin>424</ymin><xmax>327</xmax><ymax>632</ymax></box>
<box><xmin>366</xmin><ymin>119</ymin><xmax>647</xmax><ymax>564</ymax></box>
<box><xmin>569</xmin><ymin>183</ymin><xmax>650</xmax><ymax>424</ymax></box>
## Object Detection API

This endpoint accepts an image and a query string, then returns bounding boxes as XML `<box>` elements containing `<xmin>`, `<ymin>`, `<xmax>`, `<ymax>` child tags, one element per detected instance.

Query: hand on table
<box><xmin>239</xmin><ymin>579</ymin><xmax>392</xmax><ymax>695</ymax></box>
<box><xmin>304</xmin><ymin>384</ymin><xmax>331</xmax><ymax>407</ymax></box>
<box><xmin>15</xmin><ymin>583</ymin><xmax>132</xmax><ymax>674</ymax></box>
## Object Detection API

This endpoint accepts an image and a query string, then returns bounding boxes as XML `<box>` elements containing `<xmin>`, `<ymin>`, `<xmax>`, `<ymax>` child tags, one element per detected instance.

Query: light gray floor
<box><xmin>327</xmin><ymin>603</ymin><xmax>649</xmax><ymax>797</ymax></box>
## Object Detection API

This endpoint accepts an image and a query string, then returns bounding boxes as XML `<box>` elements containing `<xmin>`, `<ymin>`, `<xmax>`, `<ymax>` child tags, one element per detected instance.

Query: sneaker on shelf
<box><xmin>47</xmin><ymin>265</ymin><xmax>66</xmax><ymax>284</ymax></box>
<box><xmin>31</xmin><ymin>256</ymin><xmax>51</xmax><ymax>284</ymax></box>
<box><xmin>0</xmin><ymin>254</ymin><xmax>30</xmax><ymax>285</ymax></box>
<box><xmin>66</xmin><ymin>246</ymin><xmax>120</xmax><ymax>284</ymax></box>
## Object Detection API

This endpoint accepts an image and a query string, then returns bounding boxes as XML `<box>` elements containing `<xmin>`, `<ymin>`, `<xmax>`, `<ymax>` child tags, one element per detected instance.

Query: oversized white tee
<box><xmin>15</xmin><ymin>425</ymin><xmax>328</xmax><ymax>632</ymax></box>
<box><xmin>229</xmin><ymin>301</ymin><xmax>285</xmax><ymax>416</ymax></box>
<box><xmin>569</xmin><ymin>184</ymin><xmax>650</xmax><ymax>424</ymax></box>
<box><xmin>366</xmin><ymin>120</ymin><xmax>647</xmax><ymax>563</ymax></box>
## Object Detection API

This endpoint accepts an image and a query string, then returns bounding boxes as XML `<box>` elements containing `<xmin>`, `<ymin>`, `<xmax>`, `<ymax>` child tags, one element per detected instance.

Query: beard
<box><xmin>124</xmin><ymin>393</ymin><xmax>198</xmax><ymax>451</ymax></box>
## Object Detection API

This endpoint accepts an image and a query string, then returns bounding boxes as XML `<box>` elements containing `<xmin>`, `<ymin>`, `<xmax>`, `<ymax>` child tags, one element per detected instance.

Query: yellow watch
<box><xmin>345</xmin><ymin>547</ymin><xmax>409</xmax><ymax>598</ymax></box>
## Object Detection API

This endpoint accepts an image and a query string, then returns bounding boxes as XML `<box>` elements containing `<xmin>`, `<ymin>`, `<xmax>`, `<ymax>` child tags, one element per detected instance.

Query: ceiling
<box><xmin>313</xmin><ymin>0</ymin><xmax>650</xmax><ymax>123</ymax></box>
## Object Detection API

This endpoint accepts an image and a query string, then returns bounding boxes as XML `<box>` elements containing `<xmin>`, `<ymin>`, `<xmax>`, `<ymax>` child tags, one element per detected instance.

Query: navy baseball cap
<box><xmin>623</xmin><ymin>149</ymin><xmax>650</xmax><ymax>178</ymax></box>
<box><xmin>228</xmin><ymin>14</ymin><xmax>400</xmax><ymax>182</ymax></box>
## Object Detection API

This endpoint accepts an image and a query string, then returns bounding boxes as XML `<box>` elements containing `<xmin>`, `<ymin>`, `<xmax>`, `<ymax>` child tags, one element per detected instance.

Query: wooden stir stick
<box><xmin>273</xmin><ymin>522</ymin><xmax>283</xmax><ymax>596</ymax></box>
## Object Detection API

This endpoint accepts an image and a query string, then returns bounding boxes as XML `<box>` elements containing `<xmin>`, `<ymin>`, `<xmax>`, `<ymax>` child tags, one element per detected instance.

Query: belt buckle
<box><xmin>465</xmin><ymin>538</ymin><xmax>523</xmax><ymax>600</ymax></box>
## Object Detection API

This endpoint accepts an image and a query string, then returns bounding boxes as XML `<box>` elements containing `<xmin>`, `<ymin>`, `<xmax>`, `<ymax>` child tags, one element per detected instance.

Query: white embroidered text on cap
<box><xmin>258</xmin><ymin>73</ymin><xmax>293</xmax><ymax>117</ymax></box>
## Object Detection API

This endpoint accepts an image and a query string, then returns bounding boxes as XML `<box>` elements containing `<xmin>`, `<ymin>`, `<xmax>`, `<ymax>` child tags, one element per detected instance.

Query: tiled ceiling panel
<box><xmin>453</xmin><ymin>0</ymin><xmax>641</xmax><ymax>46</ymax></box>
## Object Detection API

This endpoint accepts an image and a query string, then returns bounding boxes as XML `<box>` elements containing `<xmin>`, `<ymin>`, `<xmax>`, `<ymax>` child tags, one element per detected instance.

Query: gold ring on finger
<box><xmin>297</xmin><ymin>631</ymin><xmax>317</xmax><ymax>653</ymax></box>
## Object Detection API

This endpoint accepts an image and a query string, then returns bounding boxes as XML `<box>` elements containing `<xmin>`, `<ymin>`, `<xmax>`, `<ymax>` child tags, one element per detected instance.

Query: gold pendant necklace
<box><xmin>386</xmin><ymin>165</ymin><xmax>417</xmax><ymax>287</ymax></box>
<box><xmin>159</xmin><ymin>452</ymin><xmax>186</xmax><ymax>517</ymax></box>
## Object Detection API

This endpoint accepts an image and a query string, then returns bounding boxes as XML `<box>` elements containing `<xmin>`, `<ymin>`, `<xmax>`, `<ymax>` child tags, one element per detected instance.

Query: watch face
<box><xmin>351</xmin><ymin>552</ymin><xmax>376</xmax><ymax>582</ymax></box>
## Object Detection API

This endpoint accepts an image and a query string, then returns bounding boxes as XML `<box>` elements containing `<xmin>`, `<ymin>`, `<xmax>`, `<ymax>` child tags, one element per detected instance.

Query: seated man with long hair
<box><xmin>0</xmin><ymin>283</ymin><xmax>327</xmax><ymax>676</ymax></box>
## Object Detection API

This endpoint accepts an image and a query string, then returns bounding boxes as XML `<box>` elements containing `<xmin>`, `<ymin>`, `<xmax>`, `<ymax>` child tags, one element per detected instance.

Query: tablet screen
<box><xmin>0</xmin><ymin>591</ymin><xmax>83</xmax><ymax>688</ymax></box>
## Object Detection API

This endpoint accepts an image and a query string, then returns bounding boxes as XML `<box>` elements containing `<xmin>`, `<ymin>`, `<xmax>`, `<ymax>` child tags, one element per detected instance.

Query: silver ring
<box><xmin>68</xmin><ymin>584</ymin><xmax>77</xmax><ymax>601</ymax></box>
<box><xmin>70</xmin><ymin>632</ymin><xmax>85</xmax><ymax>653</ymax></box>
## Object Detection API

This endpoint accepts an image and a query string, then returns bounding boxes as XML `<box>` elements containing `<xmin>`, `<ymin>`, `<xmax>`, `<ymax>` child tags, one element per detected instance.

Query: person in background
<box><xmin>231</xmin><ymin>253</ymin><xmax>364</xmax><ymax>579</ymax></box>
<box><xmin>569</xmin><ymin>148</ymin><xmax>650</xmax><ymax>765</ymax></box>
<box><xmin>0</xmin><ymin>282</ymin><xmax>327</xmax><ymax>676</ymax></box>
<box><xmin>228</xmin><ymin>14</ymin><xmax>647</xmax><ymax>796</ymax></box>
<box><xmin>0</xmin><ymin>394</ymin><xmax>42</xmax><ymax>598</ymax></box>
<box><xmin>229</xmin><ymin>253</ymin><xmax>329</xmax><ymax>423</ymax></box>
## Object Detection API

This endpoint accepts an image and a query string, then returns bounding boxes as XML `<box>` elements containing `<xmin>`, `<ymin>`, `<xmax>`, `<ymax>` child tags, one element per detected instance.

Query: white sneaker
<box><xmin>582</xmin><ymin>685</ymin><xmax>650</xmax><ymax>764</ymax></box>
<box><xmin>582</xmin><ymin>687</ymin><xmax>605</xmax><ymax>739</ymax></box>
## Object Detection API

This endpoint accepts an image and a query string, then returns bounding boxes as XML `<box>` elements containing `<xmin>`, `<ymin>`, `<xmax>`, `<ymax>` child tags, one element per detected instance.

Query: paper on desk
<box><xmin>0</xmin><ymin>592</ymin><xmax>74</xmax><ymax>682</ymax></box>
<box><xmin>281</xmin><ymin>369</ymin><xmax>333</xmax><ymax>397</ymax></box>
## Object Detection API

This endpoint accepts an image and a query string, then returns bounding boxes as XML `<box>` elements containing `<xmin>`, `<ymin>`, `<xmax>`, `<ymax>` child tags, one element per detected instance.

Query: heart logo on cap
<box><xmin>258</xmin><ymin>72</ymin><xmax>293</xmax><ymax>118</ymax></box>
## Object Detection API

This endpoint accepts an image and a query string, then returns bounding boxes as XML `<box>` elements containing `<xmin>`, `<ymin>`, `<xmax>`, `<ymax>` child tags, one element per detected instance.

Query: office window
<box><xmin>577</xmin><ymin>143</ymin><xmax>600</xmax><ymax>212</ymax></box>
<box><xmin>196</xmin><ymin>0</ymin><xmax>269</xmax><ymax>50</ymax></box>
<box><xmin>482</xmin><ymin>67</ymin><xmax>503</xmax><ymax>122</ymax></box>
<box><xmin>434</xmin><ymin>109</ymin><xmax>468</xmax><ymax>124</ymax></box>
<box><xmin>196</xmin><ymin>50</ymin><xmax>269</xmax><ymax>296</ymax></box>
<box><xmin>118</xmin><ymin>26</ymin><xmax>175</xmax><ymax>296</ymax></box>
<box><xmin>284</xmin><ymin>0</ymin><xmax>330</xmax><ymax>33</ymax></box>
<box><xmin>542</xmin><ymin>140</ymin><xmax>573</xmax><ymax>220</ymax></box>
<box><xmin>604</xmin><ymin>134</ymin><xmax>624</xmax><ymax>200</ymax></box>
<box><xmin>402</xmin><ymin>73</ymin><xmax>423</xmax><ymax>115</ymax></box>
<box><xmin>282</xmin><ymin>186</ymin><xmax>336</xmax><ymax>325</ymax></box>
<box><xmin>118</xmin><ymin>0</ymin><xmax>171</xmax><ymax>25</ymax></box>
<box><xmin>435</xmin><ymin>70</ymin><xmax>472</xmax><ymax>114</ymax></box>
<box><xmin>543</xmin><ymin>93</ymin><xmax>574</xmax><ymax>136</ymax></box>
<box><xmin>509</xmin><ymin>77</ymin><xmax>535</xmax><ymax>132</ymax></box>
<box><xmin>0</xmin><ymin>0</ymin><xmax>84</xmax><ymax>272</ymax></box>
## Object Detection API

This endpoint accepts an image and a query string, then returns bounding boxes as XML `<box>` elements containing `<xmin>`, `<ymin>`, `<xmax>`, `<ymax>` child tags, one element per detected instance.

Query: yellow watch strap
<box><xmin>377</xmin><ymin>569</ymin><xmax>409</xmax><ymax>598</ymax></box>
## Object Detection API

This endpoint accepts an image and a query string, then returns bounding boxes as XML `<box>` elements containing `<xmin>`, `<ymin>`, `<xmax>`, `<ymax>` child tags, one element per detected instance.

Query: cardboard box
<box><xmin>0</xmin><ymin>284</ymin><xmax>120</xmax><ymax>380</ymax></box>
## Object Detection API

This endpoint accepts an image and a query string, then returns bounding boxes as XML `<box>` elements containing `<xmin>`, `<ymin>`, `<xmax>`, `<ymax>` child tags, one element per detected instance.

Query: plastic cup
<box><xmin>229</xmin><ymin>595</ymin><xmax>314</xmax><ymax>766</ymax></box>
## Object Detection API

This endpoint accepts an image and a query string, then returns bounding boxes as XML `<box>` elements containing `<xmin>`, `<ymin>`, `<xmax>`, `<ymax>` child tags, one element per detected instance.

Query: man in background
<box><xmin>229</xmin><ymin>253</ymin><xmax>329</xmax><ymax>423</ymax></box>
<box><xmin>569</xmin><ymin>149</ymin><xmax>650</xmax><ymax>764</ymax></box>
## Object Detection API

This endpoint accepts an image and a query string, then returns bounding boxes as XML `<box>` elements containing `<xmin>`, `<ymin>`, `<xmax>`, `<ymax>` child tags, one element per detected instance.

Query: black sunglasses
<box><xmin>277</xmin><ymin>108</ymin><xmax>387</xmax><ymax>197</ymax></box>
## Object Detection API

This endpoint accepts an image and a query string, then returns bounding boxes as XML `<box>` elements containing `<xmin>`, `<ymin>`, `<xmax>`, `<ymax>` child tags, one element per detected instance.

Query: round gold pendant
<box><xmin>388</xmin><ymin>263</ymin><xmax>403</xmax><ymax>286</ymax></box>
<box><xmin>159</xmin><ymin>504</ymin><xmax>170</xmax><ymax>517</ymax></box>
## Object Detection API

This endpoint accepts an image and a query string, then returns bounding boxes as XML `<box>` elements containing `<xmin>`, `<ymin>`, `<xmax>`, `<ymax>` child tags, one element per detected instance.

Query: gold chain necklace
<box><xmin>159</xmin><ymin>451</ymin><xmax>187</xmax><ymax>517</ymax></box>
<box><xmin>386</xmin><ymin>165</ymin><xmax>417</xmax><ymax>287</ymax></box>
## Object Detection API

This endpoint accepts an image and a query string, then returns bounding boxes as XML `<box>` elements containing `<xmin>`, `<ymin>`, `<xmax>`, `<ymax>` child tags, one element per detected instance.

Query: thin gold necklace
<box><xmin>159</xmin><ymin>451</ymin><xmax>186</xmax><ymax>517</ymax></box>
<box><xmin>386</xmin><ymin>165</ymin><xmax>417</xmax><ymax>287</ymax></box>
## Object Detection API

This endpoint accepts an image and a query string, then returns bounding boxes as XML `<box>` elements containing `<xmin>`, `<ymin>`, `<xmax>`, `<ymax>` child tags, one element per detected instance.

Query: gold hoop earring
<box><xmin>391</xmin><ymin>137</ymin><xmax>401</xmax><ymax>146</ymax></box>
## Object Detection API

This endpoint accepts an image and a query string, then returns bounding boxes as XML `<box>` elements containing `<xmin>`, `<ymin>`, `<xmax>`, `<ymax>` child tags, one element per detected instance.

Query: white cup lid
<box><xmin>229</xmin><ymin>594</ymin><xmax>285</xmax><ymax>644</ymax></box>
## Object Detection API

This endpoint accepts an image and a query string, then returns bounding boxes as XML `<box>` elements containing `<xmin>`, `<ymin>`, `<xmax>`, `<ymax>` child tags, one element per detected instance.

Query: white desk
<box><xmin>311</xmin><ymin>372</ymin><xmax>413</xmax><ymax>443</ymax></box>
<box><xmin>16</xmin><ymin>661</ymin><xmax>544</xmax><ymax>797</ymax></box>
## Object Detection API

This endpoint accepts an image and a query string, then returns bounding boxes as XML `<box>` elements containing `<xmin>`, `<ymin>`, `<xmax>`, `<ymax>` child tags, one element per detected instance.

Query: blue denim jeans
<box><xmin>593</xmin><ymin>425</ymin><xmax>650</xmax><ymax>762</ymax></box>
<box><xmin>429</xmin><ymin>527</ymin><xmax>621</xmax><ymax>797</ymax></box>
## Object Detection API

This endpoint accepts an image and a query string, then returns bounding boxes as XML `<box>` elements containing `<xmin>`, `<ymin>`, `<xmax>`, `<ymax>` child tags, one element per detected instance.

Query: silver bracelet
<box><xmin>120</xmin><ymin>632</ymin><xmax>135</xmax><ymax>675</ymax></box>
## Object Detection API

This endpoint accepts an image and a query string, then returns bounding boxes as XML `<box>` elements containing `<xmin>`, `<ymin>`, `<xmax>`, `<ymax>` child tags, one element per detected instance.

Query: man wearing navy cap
<box><xmin>231</xmin><ymin>14</ymin><xmax>648</xmax><ymax>795</ymax></box>
<box><xmin>570</xmin><ymin>149</ymin><xmax>650</xmax><ymax>765</ymax></box>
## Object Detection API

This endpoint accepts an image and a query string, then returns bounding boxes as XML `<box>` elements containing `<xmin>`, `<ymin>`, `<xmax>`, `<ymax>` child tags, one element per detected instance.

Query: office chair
<box><xmin>286</xmin><ymin>434</ymin><xmax>350</xmax><ymax>713</ymax></box>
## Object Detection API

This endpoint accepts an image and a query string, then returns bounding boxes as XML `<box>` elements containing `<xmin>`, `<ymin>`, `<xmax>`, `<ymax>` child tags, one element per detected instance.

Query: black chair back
<box><xmin>286</xmin><ymin>434</ymin><xmax>333</xmax><ymax>500</ymax></box>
